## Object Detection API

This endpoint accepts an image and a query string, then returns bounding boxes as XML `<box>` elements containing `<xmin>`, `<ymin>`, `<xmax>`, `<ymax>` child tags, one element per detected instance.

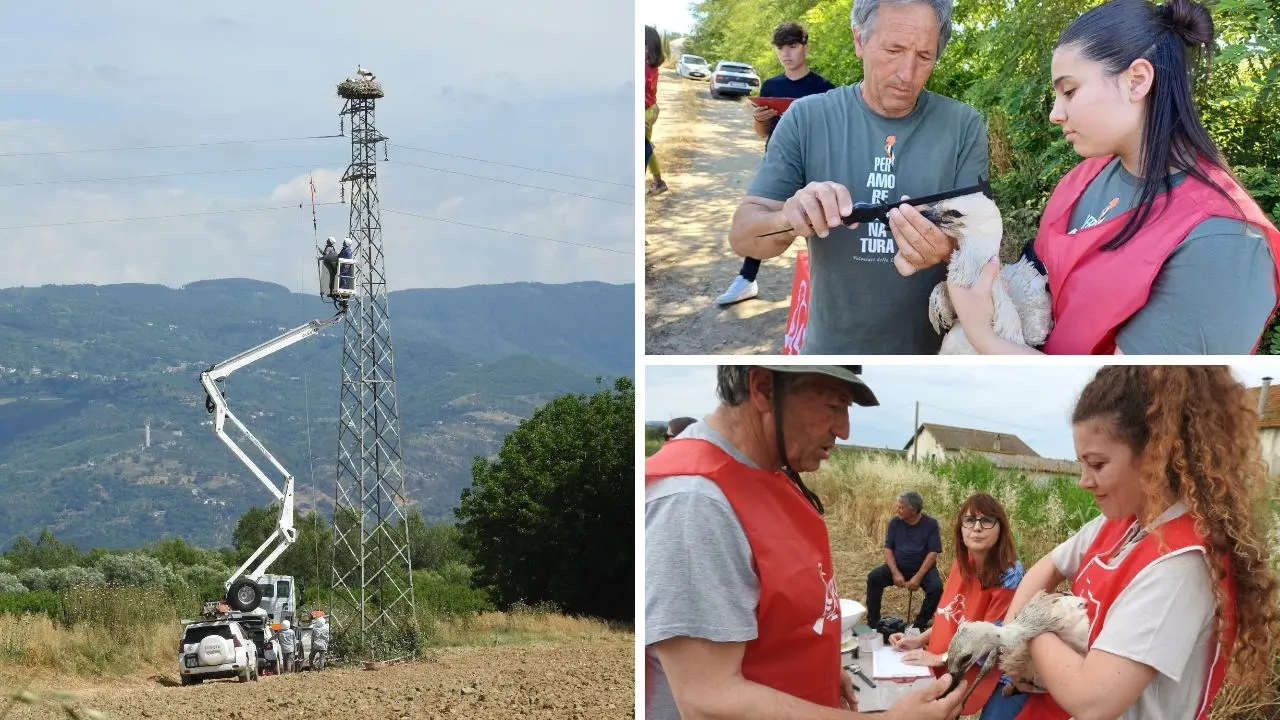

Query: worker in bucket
<box><xmin>645</xmin><ymin>366</ymin><xmax>968</xmax><ymax>720</ymax></box>
<box><xmin>337</xmin><ymin>237</ymin><xmax>355</xmax><ymax>292</ymax></box>
<box><xmin>320</xmin><ymin>238</ymin><xmax>339</xmax><ymax>297</ymax></box>
<box><xmin>308</xmin><ymin>614</ymin><xmax>330</xmax><ymax>671</ymax></box>
<box><xmin>277</xmin><ymin>619</ymin><xmax>297</xmax><ymax>674</ymax></box>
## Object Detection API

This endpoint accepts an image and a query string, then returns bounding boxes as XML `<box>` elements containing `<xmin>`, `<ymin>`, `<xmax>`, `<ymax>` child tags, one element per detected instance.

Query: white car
<box><xmin>710</xmin><ymin>61</ymin><xmax>760</xmax><ymax>99</ymax></box>
<box><xmin>676</xmin><ymin>54</ymin><xmax>711</xmax><ymax>80</ymax></box>
<box><xmin>178</xmin><ymin>619</ymin><xmax>259</xmax><ymax>685</ymax></box>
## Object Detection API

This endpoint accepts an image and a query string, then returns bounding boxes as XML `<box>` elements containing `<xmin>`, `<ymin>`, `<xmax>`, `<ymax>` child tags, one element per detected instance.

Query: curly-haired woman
<box><xmin>1005</xmin><ymin>366</ymin><xmax>1279</xmax><ymax>719</ymax></box>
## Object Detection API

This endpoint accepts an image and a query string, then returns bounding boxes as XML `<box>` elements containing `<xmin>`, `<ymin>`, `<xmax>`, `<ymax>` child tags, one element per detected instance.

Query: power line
<box><xmin>918</xmin><ymin>402</ymin><xmax>1062</xmax><ymax>437</ymax></box>
<box><xmin>0</xmin><ymin>133</ymin><xmax>344</xmax><ymax>158</ymax></box>
<box><xmin>388</xmin><ymin>158</ymin><xmax>632</xmax><ymax>206</ymax></box>
<box><xmin>383</xmin><ymin>208</ymin><xmax>633</xmax><ymax>256</ymax></box>
<box><xmin>391</xmin><ymin>142</ymin><xmax>632</xmax><ymax>188</ymax></box>
<box><xmin>0</xmin><ymin>202</ymin><xmax>344</xmax><ymax>231</ymax></box>
<box><xmin>0</xmin><ymin>163</ymin><xmax>331</xmax><ymax>188</ymax></box>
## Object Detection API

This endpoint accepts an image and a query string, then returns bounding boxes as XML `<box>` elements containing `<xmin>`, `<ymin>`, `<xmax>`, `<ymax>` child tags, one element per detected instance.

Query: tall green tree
<box><xmin>4</xmin><ymin>528</ymin><xmax>82</xmax><ymax>571</ymax></box>
<box><xmin>455</xmin><ymin>377</ymin><xmax>634</xmax><ymax>621</ymax></box>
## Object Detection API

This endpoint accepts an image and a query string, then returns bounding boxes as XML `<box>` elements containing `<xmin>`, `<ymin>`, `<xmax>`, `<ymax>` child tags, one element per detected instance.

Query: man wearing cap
<box><xmin>645</xmin><ymin>365</ymin><xmax>966</xmax><ymax>720</ymax></box>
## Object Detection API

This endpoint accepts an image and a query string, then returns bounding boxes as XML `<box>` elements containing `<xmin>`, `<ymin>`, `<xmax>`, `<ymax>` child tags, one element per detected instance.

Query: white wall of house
<box><xmin>1260</xmin><ymin>428</ymin><xmax>1280</xmax><ymax>477</ymax></box>
<box><xmin>910</xmin><ymin>430</ymin><xmax>949</xmax><ymax>462</ymax></box>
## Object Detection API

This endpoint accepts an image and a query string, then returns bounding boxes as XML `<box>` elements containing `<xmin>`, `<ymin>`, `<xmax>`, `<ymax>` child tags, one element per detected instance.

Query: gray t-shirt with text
<box><xmin>1062</xmin><ymin>158</ymin><xmax>1275</xmax><ymax>354</ymax></box>
<box><xmin>748</xmin><ymin>82</ymin><xmax>989</xmax><ymax>354</ymax></box>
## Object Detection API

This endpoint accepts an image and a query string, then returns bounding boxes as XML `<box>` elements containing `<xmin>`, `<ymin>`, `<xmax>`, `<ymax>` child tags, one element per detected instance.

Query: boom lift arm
<box><xmin>199</xmin><ymin>310</ymin><xmax>345</xmax><ymax>611</ymax></box>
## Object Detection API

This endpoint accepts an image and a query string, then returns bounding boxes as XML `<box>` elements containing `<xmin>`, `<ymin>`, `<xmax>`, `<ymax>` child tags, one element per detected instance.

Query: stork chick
<box><xmin>920</xmin><ymin>193</ymin><xmax>1052</xmax><ymax>354</ymax></box>
<box><xmin>938</xmin><ymin>590</ymin><xmax>1091</xmax><ymax>706</ymax></box>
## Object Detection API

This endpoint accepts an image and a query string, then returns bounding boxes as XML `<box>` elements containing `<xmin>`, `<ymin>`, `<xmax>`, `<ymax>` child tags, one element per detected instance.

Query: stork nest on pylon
<box><xmin>338</xmin><ymin>79</ymin><xmax>384</xmax><ymax>99</ymax></box>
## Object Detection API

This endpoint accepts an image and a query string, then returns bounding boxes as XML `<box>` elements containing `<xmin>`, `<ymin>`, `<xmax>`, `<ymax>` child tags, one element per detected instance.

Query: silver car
<box><xmin>709</xmin><ymin>61</ymin><xmax>760</xmax><ymax>99</ymax></box>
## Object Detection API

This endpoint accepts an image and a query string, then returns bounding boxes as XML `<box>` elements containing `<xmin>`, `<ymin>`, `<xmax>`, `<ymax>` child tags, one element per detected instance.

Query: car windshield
<box><xmin>183</xmin><ymin>625</ymin><xmax>233</xmax><ymax>645</ymax></box>
<box><xmin>684</xmin><ymin>56</ymin><xmax>706</xmax><ymax>64</ymax></box>
<box><xmin>722</xmin><ymin>64</ymin><xmax>752</xmax><ymax>72</ymax></box>
<box><xmin>258</xmin><ymin>583</ymin><xmax>275</xmax><ymax>599</ymax></box>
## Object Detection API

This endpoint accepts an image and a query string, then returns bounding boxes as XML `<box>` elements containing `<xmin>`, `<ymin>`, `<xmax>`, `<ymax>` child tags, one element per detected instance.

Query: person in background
<box><xmin>891</xmin><ymin>493</ymin><xmax>1028</xmax><ymax>720</ymax></box>
<box><xmin>664</xmin><ymin>416</ymin><xmax>697</xmax><ymax>440</ymax></box>
<box><xmin>308</xmin><ymin>614</ymin><xmax>330</xmax><ymax>671</ymax></box>
<box><xmin>717</xmin><ymin>21</ymin><xmax>837</xmax><ymax>307</ymax></box>
<box><xmin>645</xmin><ymin>25</ymin><xmax>669</xmax><ymax>197</ymax></box>
<box><xmin>321</xmin><ymin>237</ymin><xmax>339</xmax><ymax>297</ymax></box>
<box><xmin>865</xmin><ymin>490</ymin><xmax>943</xmax><ymax>632</ymax></box>
<box><xmin>277</xmin><ymin>619</ymin><xmax>297</xmax><ymax>674</ymax></box>
<box><xmin>338</xmin><ymin>237</ymin><xmax>355</xmax><ymax>292</ymax></box>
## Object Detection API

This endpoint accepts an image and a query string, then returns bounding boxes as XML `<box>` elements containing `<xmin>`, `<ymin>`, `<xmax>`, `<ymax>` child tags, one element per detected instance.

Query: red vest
<box><xmin>925</xmin><ymin>558</ymin><xmax>1017</xmax><ymax>716</ymax></box>
<box><xmin>646</xmin><ymin>438</ymin><xmax>843</xmax><ymax>707</ymax></box>
<box><xmin>1017</xmin><ymin>513</ymin><xmax>1237</xmax><ymax>720</ymax></box>
<box><xmin>1034</xmin><ymin>156</ymin><xmax>1280</xmax><ymax>354</ymax></box>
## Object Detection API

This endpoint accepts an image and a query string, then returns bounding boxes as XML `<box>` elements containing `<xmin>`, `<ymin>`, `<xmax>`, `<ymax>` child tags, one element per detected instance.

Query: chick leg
<box><xmin>958</xmin><ymin>648</ymin><xmax>1002</xmax><ymax>709</ymax></box>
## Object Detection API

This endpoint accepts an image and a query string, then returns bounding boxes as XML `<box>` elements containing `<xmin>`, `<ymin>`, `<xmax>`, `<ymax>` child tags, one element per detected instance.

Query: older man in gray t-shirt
<box><xmin>728</xmin><ymin>0</ymin><xmax>989</xmax><ymax>354</ymax></box>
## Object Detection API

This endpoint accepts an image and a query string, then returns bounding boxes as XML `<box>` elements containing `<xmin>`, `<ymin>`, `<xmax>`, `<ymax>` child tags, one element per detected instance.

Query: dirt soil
<box><xmin>0</xmin><ymin>639</ymin><xmax>633</xmax><ymax>720</ymax></box>
<box><xmin>644</xmin><ymin>68</ymin><xmax>802</xmax><ymax>355</ymax></box>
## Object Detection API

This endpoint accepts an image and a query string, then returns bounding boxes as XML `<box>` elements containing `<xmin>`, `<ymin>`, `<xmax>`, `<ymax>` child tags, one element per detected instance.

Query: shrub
<box><xmin>93</xmin><ymin>553</ymin><xmax>175</xmax><ymax>588</ymax></box>
<box><xmin>17</xmin><ymin>568</ymin><xmax>49</xmax><ymax>592</ymax></box>
<box><xmin>0</xmin><ymin>573</ymin><xmax>28</xmax><ymax>594</ymax></box>
<box><xmin>0</xmin><ymin>590</ymin><xmax>60</xmax><ymax>616</ymax></box>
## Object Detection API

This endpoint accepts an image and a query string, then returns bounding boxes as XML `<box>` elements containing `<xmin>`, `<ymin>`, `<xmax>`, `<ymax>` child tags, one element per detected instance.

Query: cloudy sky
<box><xmin>0</xmin><ymin>1</ymin><xmax>633</xmax><ymax>292</ymax></box>
<box><xmin>645</xmin><ymin>362</ymin><xmax>1280</xmax><ymax>460</ymax></box>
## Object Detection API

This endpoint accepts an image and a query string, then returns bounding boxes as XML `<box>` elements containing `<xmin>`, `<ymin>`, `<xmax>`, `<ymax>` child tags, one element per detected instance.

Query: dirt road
<box><xmin>644</xmin><ymin>69</ymin><xmax>802</xmax><ymax>355</ymax></box>
<box><xmin>1</xmin><ymin>639</ymin><xmax>632</xmax><ymax>720</ymax></box>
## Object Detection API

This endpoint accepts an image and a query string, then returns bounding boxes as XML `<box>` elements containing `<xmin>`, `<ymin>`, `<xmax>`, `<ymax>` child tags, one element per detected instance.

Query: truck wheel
<box><xmin>226</xmin><ymin>577</ymin><xmax>262</xmax><ymax>612</ymax></box>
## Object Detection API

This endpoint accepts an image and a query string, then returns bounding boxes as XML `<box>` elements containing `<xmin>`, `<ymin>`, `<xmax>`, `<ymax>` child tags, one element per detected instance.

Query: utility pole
<box><xmin>912</xmin><ymin>401</ymin><xmax>919</xmax><ymax>462</ymax></box>
<box><xmin>329</xmin><ymin>67</ymin><xmax>415</xmax><ymax>653</ymax></box>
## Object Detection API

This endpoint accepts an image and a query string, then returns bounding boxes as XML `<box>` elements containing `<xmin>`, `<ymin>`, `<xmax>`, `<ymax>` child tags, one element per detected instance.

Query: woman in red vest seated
<box><xmin>1002</xmin><ymin>366</ymin><xmax>1278</xmax><ymax>719</ymax></box>
<box><xmin>887</xmin><ymin>492</ymin><xmax>1028</xmax><ymax>720</ymax></box>
<box><xmin>945</xmin><ymin>0</ymin><xmax>1280</xmax><ymax>355</ymax></box>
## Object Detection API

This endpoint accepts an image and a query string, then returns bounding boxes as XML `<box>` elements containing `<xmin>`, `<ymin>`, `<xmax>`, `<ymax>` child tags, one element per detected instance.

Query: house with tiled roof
<box><xmin>903</xmin><ymin>422</ymin><xmax>1080</xmax><ymax>483</ymax></box>
<box><xmin>1243</xmin><ymin>377</ymin><xmax>1280</xmax><ymax>476</ymax></box>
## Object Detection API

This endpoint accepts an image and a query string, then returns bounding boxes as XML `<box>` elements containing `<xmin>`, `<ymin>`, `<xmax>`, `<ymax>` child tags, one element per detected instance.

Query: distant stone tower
<box><xmin>329</xmin><ymin>67</ymin><xmax>416</xmax><ymax>651</ymax></box>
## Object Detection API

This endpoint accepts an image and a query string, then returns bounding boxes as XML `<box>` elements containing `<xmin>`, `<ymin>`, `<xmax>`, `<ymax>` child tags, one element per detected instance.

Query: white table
<box><xmin>842</xmin><ymin>641</ymin><xmax>937</xmax><ymax>713</ymax></box>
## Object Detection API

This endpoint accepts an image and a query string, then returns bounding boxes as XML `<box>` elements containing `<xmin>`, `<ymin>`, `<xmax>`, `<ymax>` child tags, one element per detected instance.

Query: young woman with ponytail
<box><xmin>947</xmin><ymin>0</ymin><xmax>1280</xmax><ymax>355</ymax></box>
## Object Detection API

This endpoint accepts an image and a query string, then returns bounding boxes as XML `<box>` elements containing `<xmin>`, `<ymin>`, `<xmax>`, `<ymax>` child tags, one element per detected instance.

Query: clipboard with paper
<box><xmin>871</xmin><ymin>647</ymin><xmax>934</xmax><ymax>680</ymax></box>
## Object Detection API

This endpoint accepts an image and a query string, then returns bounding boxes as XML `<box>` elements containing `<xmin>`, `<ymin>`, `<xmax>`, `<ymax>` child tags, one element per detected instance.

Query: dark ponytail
<box><xmin>1056</xmin><ymin>0</ymin><xmax>1237</xmax><ymax>251</ymax></box>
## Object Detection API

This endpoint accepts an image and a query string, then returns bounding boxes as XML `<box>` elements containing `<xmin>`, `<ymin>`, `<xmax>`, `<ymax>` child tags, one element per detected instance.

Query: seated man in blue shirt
<box><xmin>866</xmin><ymin>490</ymin><xmax>943</xmax><ymax>631</ymax></box>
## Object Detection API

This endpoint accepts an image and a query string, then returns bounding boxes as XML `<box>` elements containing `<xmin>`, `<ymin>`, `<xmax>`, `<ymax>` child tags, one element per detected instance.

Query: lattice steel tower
<box><xmin>330</xmin><ymin>68</ymin><xmax>415</xmax><ymax>647</ymax></box>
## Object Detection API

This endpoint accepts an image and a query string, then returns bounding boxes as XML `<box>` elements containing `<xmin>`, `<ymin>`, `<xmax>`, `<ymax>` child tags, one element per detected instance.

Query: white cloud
<box><xmin>0</xmin><ymin>0</ymin><xmax>634</xmax><ymax>291</ymax></box>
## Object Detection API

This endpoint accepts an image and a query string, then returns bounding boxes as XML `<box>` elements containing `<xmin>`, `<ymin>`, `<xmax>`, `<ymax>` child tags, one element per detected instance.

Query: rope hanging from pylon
<box><xmin>309</xmin><ymin>173</ymin><xmax>319</xmax><ymax>241</ymax></box>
